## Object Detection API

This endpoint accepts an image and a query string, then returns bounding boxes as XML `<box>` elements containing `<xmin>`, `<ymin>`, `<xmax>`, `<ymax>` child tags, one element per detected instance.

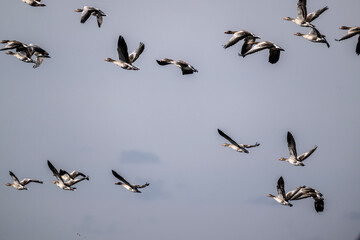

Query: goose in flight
<box><xmin>294</xmin><ymin>27</ymin><xmax>330</xmax><ymax>48</ymax></box>
<box><xmin>279</xmin><ymin>131</ymin><xmax>317</xmax><ymax>166</ymax></box>
<box><xmin>240</xmin><ymin>41</ymin><xmax>284</xmax><ymax>64</ymax></box>
<box><xmin>25</xmin><ymin>44</ymin><xmax>51</xmax><ymax>68</ymax></box>
<box><xmin>1</xmin><ymin>40</ymin><xmax>50</xmax><ymax>68</ymax></box>
<box><xmin>21</xmin><ymin>0</ymin><xmax>45</xmax><ymax>7</ymax></box>
<box><xmin>105</xmin><ymin>35</ymin><xmax>144</xmax><ymax>70</ymax></box>
<box><xmin>156</xmin><ymin>58</ymin><xmax>198</xmax><ymax>75</ymax></box>
<box><xmin>283</xmin><ymin>0</ymin><xmax>328</xmax><ymax>27</ymax></box>
<box><xmin>74</xmin><ymin>6</ymin><xmax>106</xmax><ymax>28</ymax></box>
<box><xmin>112</xmin><ymin>170</ymin><xmax>149</xmax><ymax>193</ymax></box>
<box><xmin>335</xmin><ymin>26</ymin><xmax>360</xmax><ymax>55</ymax></box>
<box><xmin>294</xmin><ymin>187</ymin><xmax>324</xmax><ymax>212</ymax></box>
<box><xmin>267</xmin><ymin>176</ymin><xmax>298</xmax><ymax>207</ymax></box>
<box><xmin>5</xmin><ymin>171</ymin><xmax>43</xmax><ymax>190</ymax></box>
<box><xmin>223</xmin><ymin>30</ymin><xmax>260</xmax><ymax>49</ymax></box>
<box><xmin>217</xmin><ymin>129</ymin><xmax>259</xmax><ymax>154</ymax></box>
<box><xmin>267</xmin><ymin>177</ymin><xmax>324</xmax><ymax>212</ymax></box>
<box><xmin>47</xmin><ymin>160</ymin><xmax>76</xmax><ymax>191</ymax></box>
<box><xmin>59</xmin><ymin>169</ymin><xmax>88</xmax><ymax>182</ymax></box>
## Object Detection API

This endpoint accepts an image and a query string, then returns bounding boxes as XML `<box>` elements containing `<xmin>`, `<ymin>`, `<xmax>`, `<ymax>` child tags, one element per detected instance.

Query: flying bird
<box><xmin>156</xmin><ymin>58</ymin><xmax>198</xmax><ymax>75</ymax></box>
<box><xmin>74</xmin><ymin>6</ymin><xmax>106</xmax><ymax>28</ymax></box>
<box><xmin>5</xmin><ymin>171</ymin><xmax>43</xmax><ymax>190</ymax></box>
<box><xmin>24</xmin><ymin>44</ymin><xmax>51</xmax><ymax>68</ymax></box>
<box><xmin>105</xmin><ymin>35</ymin><xmax>144</xmax><ymax>70</ymax></box>
<box><xmin>267</xmin><ymin>177</ymin><xmax>324</xmax><ymax>212</ymax></box>
<box><xmin>217</xmin><ymin>129</ymin><xmax>259</xmax><ymax>154</ymax></box>
<box><xmin>21</xmin><ymin>0</ymin><xmax>45</xmax><ymax>7</ymax></box>
<box><xmin>335</xmin><ymin>26</ymin><xmax>360</xmax><ymax>55</ymax></box>
<box><xmin>267</xmin><ymin>176</ymin><xmax>296</xmax><ymax>207</ymax></box>
<box><xmin>294</xmin><ymin>27</ymin><xmax>330</xmax><ymax>48</ymax></box>
<box><xmin>1</xmin><ymin>41</ymin><xmax>50</xmax><ymax>68</ymax></box>
<box><xmin>294</xmin><ymin>187</ymin><xmax>324</xmax><ymax>212</ymax></box>
<box><xmin>279</xmin><ymin>131</ymin><xmax>317</xmax><ymax>166</ymax></box>
<box><xmin>240</xmin><ymin>41</ymin><xmax>285</xmax><ymax>64</ymax></box>
<box><xmin>47</xmin><ymin>160</ymin><xmax>77</xmax><ymax>191</ymax></box>
<box><xmin>223</xmin><ymin>30</ymin><xmax>260</xmax><ymax>49</ymax></box>
<box><xmin>112</xmin><ymin>170</ymin><xmax>149</xmax><ymax>193</ymax></box>
<box><xmin>283</xmin><ymin>0</ymin><xmax>328</xmax><ymax>27</ymax></box>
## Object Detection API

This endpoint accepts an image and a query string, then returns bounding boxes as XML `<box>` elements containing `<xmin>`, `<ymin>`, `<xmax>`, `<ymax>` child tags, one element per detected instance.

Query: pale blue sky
<box><xmin>1</xmin><ymin>0</ymin><xmax>360</xmax><ymax>240</ymax></box>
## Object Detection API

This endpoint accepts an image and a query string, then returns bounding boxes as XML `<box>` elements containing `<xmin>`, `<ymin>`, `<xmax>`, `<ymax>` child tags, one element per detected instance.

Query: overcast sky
<box><xmin>1</xmin><ymin>0</ymin><xmax>360</xmax><ymax>240</ymax></box>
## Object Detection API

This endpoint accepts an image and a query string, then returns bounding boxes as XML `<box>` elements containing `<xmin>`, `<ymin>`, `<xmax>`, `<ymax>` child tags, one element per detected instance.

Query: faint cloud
<box><xmin>349</xmin><ymin>212</ymin><xmax>360</xmax><ymax>220</ymax></box>
<box><xmin>74</xmin><ymin>215</ymin><xmax>103</xmax><ymax>235</ymax></box>
<box><xmin>119</xmin><ymin>150</ymin><xmax>160</xmax><ymax>164</ymax></box>
<box><xmin>73</xmin><ymin>215</ymin><xmax>119</xmax><ymax>239</ymax></box>
<box><xmin>141</xmin><ymin>179</ymin><xmax>172</xmax><ymax>200</ymax></box>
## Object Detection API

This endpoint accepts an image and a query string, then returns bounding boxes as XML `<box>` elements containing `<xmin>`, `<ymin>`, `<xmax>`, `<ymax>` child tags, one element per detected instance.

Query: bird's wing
<box><xmin>241</xmin><ymin>142</ymin><xmax>260</xmax><ymax>148</ymax></box>
<box><xmin>96</xmin><ymin>9</ymin><xmax>106</xmax><ymax>16</ymax></box>
<box><xmin>287</xmin><ymin>131</ymin><xmax>297</xmax><ymax>158</ymax></box>
<box><xmin>277</xmin><ymin>176</ymin><xmax>286</xmax><ymax>200</ymax></box>
<box><xmin>134</xmin><ymin>183</ymin><xmax>150</xmax><ymax>189</ymax></box>
<box><xmin>33</xmin><ymin>56</ymin><xmax>44</xmax><ymax>69</ymax></box>
<box><xmin>20</xmin><ymin>179</ymin><xmax>43</xmax><ymax>185</ymax></box>
<box><xmin>66</xmin><ymin>177</ymin><xmax>88</xmax><ymax>186</ymax></box>
<box><xmin>129</xmin><ymin>42</ymin><xmax>145</xmax><ymax>63</ymax></box>
<box><xmin>285</xmin><ymin>187</ymin><xmax>304</xmax><ymax>201</ymax></box>
<box><xmin>27</xmin><ymin>44</ymin><xmax>49</xmax><ymax>56</ymax></box>
<box><xmin>217</xmin><ymin>129</ymin><xmax>242</xmax><ymax>148</ymax></box>
<box><xmin>96</xmin><ymin>15</ymin><xmax>103</xmax><ymax>28</ymax></box>
<box><xmin>176</xmin><ymin>61</ymin><xmax>197</xmax><ymax>74</ymax></box>
<box><xmin>336</xmin><ymin>31</ymin><xmax>360</xmax><ymax>41</ymax></box>
<box><xmin>47</xmin><ymin>160</ymin><xmax>63</xmax><ymax>182</ymax></box>
<box><xmin>298</xmin><ymin>145</ymin><xmax>317</xmax><ymax>162</ymax></box>
<box><xmin>59</xmin><ymin>169</ymin><xmax>68</xmax><ymax>176</ymax></box>
<box><xmin>241</xmin><ymin>42</ymin><xmax>269</xmax><ymax>57</ymax></box>
<box><xmin>70</xmin><ymin>170</ymin><xmax>86</xmax><ymax>178</ymax></box>
<box><xmin>240</xmin><ymin>37</ymin><xmax>257</xmax><ymax>55</ymax></box>
<box><xmin>356</xmin><ymin>35</ymin><xmax>360</xmax><ymax>55</ymax></box>
<box><xmin>297</xmin><ymin>0</ymin><xmax>307</xmax><ymax>21</ymax></box>
<box><xmin>156</xmin><ymin>58</ymin><xmax>173</xmax><ymax>65</ymax></box>
<box><xmin>112</xmin><ymin>170</ymin><xmax>132</xmax><ymax>186</ymax></box>
<box><xmin>269</xmin><ymin>48</ymin><xmax>281</xmax><ymax>64</ymax></box>
<box><xmin>9</xmin><ymin>171</ymin><xmax>20</xmax><ymax>184</ymax></box>
<box><xmin>314</xmin><ymin>199</ymin><xmax>324</xmax><ymax>212</ymax></box>
<box><xmin>306</xmin><ymin>6</ymin><xmax>328</xmax><ymax>22</ymax></box>
<box><xmin>223</xmin><ymin>32</ymin><xmax>246</xmax><ymax>49</ymax></box>
<box><xmin>80</xmin><ymin>8</ymin><xmax>92</xmax><ymax>24</ymax></box>
<box><xmin>117</xmin><ymin>35</ymin><xmax>130</xmax><ymax>63</ymax></box>
<box><xmin>309</xmin><ymin>27</ymin><xmax>322</xmax><ymax>37</ymax></box>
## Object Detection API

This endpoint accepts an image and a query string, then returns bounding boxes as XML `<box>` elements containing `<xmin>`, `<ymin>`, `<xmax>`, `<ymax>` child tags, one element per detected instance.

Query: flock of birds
<box><xmin>3</xmin><ymin>0</ymin><xmax>359</xmax><ymax>216</ymax></box>
<box><xmin>5</xmin><ymin>130</ymin><xmax>323</xmax><ymax>212</ymax></box>
<box><xmin>2</xmin><ymin>0</ymin><xmax>359</xmax><ymax>71</ymax></box>
<box><xmin>218</xmin><ymin>129</ymin><xmax>324</xmax><ymax>212</ymax></box>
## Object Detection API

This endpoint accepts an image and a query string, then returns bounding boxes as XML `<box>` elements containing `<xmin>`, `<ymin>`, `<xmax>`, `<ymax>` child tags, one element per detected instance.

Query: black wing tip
<box><xmin>278</xmin><ymin>176</ymin><xmax>284</xmax><ymax>183</ymax></box>
<box><xmin>118</xmin><ymin>35</ymin><xmax>125</xmax><ymax>42</ymax></box>
<box><xmin>112</xmin><ymin>170</ymin><xmax>121</xmax><ymax>178</ymax></box>
<box><xmin>315</xmin><ymin>199</ymin><xmax>324</xmax><ymax>212</ymax></box>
